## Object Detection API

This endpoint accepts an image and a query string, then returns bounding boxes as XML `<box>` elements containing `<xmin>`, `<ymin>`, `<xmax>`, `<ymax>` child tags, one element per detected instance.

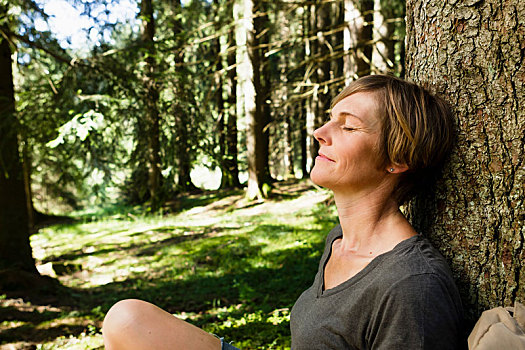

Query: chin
<box><xmin>309</xmin><ymin>167</ymin><xmax>332</xmax><ymax>189</ymax></box>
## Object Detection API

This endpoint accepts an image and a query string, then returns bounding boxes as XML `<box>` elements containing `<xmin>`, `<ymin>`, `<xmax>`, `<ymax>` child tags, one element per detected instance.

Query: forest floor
<box><xmin>0</xmin><ymin>179</ymin><xmax>337</xmax><ymax>350</ymax></box>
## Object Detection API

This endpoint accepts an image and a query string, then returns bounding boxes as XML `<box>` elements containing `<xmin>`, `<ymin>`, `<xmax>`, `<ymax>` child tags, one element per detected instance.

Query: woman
<box><xmin>102</xmin><ymin>74</ymin><xmax>464</xmax><ymax>349</ymax></box>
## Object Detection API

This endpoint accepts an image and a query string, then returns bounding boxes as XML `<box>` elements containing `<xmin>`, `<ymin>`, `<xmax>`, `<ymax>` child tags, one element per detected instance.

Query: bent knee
<box><xmin>103</xmin><ymin>299</ymin><xmax>152</xmax><ymax>339</ymax></box>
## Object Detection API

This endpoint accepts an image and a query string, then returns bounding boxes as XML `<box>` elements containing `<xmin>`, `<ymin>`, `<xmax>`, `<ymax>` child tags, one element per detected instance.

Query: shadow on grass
<box><xmin>41</xmin><ymin>225</ymin><xmax>238</xmax><ymax>264</ymax></box>
<box><xmin>0</xmin><ymin>323</ymin><xmax>87</xmax><ymax>344</ymax></box>
<box><xmin>166</xmin><ymin>188</ymin><xmax>245</xmax><ymax>213</ymax></box>
<box><xmin>0</xmin><ymin>306</ymin><xmax>61</xmax><ymax>323</ymax></box>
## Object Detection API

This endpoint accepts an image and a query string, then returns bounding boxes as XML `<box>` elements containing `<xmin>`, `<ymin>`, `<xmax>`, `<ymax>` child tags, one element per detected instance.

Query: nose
<box><xmin>313</xmin><ymin>123</ymin><xmax>331</xmax><ymax>145</ymax></box>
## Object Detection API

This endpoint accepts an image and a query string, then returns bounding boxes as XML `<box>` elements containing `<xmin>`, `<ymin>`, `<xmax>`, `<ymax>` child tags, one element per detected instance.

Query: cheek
<box><xmin>371</xmin><ymin>138</ymin><xmax>386</xmax><ymax>170</ymax></box>
<box><xmin>340</xmin><ymin>143</ymin><xmax>383</xmax><ymax>174</ymax></box>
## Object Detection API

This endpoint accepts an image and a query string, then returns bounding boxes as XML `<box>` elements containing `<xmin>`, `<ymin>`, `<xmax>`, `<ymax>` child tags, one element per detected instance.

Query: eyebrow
<box><xmin>331</xmin><ymin>111</ymin><xmax>364</xmax><ymax>123</ymax></box>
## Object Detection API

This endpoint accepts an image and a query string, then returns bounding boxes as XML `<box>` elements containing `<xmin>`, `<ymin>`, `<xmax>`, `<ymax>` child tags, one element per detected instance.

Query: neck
<box><xmin>333</xmin><ymin>188</ymin><xmax>416</xmax><ymax>256</ymax></box>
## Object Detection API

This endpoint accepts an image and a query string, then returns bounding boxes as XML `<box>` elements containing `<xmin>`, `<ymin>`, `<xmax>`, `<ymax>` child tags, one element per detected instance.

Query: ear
<box><xmin>386</xmin><ymin>163</ymin><xmax>409</xmax><ymax>174</ymax></box>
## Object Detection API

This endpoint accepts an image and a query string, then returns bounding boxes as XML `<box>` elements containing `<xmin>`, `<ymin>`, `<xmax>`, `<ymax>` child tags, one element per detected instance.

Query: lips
<box><xmin>317</xmin><ymin>152</ymin><xmax>335</xmax><ymax>162</ymax></box>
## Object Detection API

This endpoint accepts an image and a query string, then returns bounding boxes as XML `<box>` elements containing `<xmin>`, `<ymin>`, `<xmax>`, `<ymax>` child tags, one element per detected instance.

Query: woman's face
<box><xmin>310</xmin><ymin>92</ymin><xmax>388</xmax><ymax>195</ymax></box>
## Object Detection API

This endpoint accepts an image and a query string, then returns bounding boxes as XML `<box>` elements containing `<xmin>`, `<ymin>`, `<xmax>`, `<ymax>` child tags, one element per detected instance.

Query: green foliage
<box><xmin>46</xmin><ymin>110</ymin><xmax>105</xmax><ymax>147</ymax></box>
<box><xmin>9</xmin><ymin>0</ymin><xmax>407</xmax><ymax>212</ymax></box>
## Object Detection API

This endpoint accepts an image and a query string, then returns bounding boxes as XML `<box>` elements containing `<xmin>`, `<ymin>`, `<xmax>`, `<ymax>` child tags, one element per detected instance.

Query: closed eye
<box><xmin>342</xmin><ymin>126</ymin><xmax>356</xmax><ymax>131</ymax></box>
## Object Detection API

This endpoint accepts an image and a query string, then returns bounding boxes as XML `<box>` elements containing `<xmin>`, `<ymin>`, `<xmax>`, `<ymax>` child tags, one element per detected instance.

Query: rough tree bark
<box><xmin>0</xmin><ymin>3</ymin><xmax>38</xmax><ymax>277</ymax></box>
<box><xmin>405</xmin><ymin>0</ymin><xmax>525</xmax><ymax>325</ymax></box>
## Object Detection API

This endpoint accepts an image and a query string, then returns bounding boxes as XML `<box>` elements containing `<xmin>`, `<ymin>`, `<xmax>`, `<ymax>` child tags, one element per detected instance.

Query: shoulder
<box><xmin>373</xmin><ymin>236</ymin><xmax>462</xmax><ymax>310</ymax></box>
<box><xmin>379</xmin><ymin>235</ymin><xmax>455</xmax><ymax>284</ymax></box>
<box><xmin>367</xmin><ymin>237</ymin><xmax>465</xmax><ymax>349</ymax></box>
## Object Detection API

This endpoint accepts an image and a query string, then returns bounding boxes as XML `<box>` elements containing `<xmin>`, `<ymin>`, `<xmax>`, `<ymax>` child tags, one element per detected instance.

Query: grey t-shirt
<box><xmin>290</xmin><ymin>225</ymin><xmax>464</xmax><ymax>349</ymax></box>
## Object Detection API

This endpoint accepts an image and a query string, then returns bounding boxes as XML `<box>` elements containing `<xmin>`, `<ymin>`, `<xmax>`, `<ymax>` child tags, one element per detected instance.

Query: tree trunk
<box><xmin>22</xmin><ymin>141</ymin><xmax>35</xmax><ymax>233</ymax></box>
<box><xmin>170</xmin><ymin>0</ymin><xmax>197</xmax><ymax>193</ymax></box>
<box><xmin>314</xmin><ymin>0</ymin><xmax>332</xmax><ymax>119</ymax></box>
<box><xmin>300</xmin><ymin>5</ymin><xmax>311</xmax><ymax>178</ymax></box>
<box><xmin>215</xmin><ymin>36</ymin><xmax>227</xmax><ymax>186</ymax></box>
<box><xmin>332</xmin><ymin>0</ymin><xmax>345</xmax><ymax>89</ymax></box>
<box><xmin>284</xmin><ymin>110</ymin><xmax>295</xmax><ymax>178</ymax></box>
<box><xmin>252</xmin><ymin>0</ymin><xmax>272</xmax><ymax>186</ymax></box>
<box><xmin>398</xmin><ymin>3</ymin><xmax>406</xmax><ymax>79</ymax></box>
<box><xmin>304</xmin><ymin>3</ymin><xmax>316</xmax><ymax>174</ymax></box>
<box><xmin>308</xmin><ymin>1</ymin><xmax>333</xmax><ymax>169</ymax></box>
<box><xmin>0</xmin><ymin>7</ymin><xmax>38</xmax><ymax>275</ymax></box>
<box><xmin>234</xmin><ymin>0</ymin><xmax>270</xmax><ymax>199</ymax></box>
<box><xmin>217</xmin><ymin>0</ymin><xmax>240</xmax><ymax>189</ymax></box>
<box><xmin>300</xmin><ymin>100</ymin><xmax>308</xmax><ymax>178</ymax></box>
<box><xmin>371</xmin><ymin>0</ymin><xmax>396</xmax><ymax>74</ymax></box>
<box><xmin>141</xmin><ymin>0</ymin><xmax>162</xmax><ymax>208</ymax></box>
<box><xmin>405</xmin><ymin>0</ymin><xmax>525</xmax><ymax>325</ymax></box>
<box><xmin>343</xmin><ymin>0</ymin><xmax>373</xmax><ymax>82</ymax></box>
<box><xmin>224</xmin><ymin>29</ymin><xmax>240</xmax><ymax>188</ymax></box>
<box><xmin>213</xmin><ymin>0</ymin><xmax>226</xmax><ymax>187</ymax></box>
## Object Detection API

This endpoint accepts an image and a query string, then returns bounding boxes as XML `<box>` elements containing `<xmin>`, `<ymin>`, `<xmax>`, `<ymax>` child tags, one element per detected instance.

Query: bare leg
<box><xmin>103</xmin><ymin>299</ymin><xmax>221</xmax><ymax>350</ymax></box>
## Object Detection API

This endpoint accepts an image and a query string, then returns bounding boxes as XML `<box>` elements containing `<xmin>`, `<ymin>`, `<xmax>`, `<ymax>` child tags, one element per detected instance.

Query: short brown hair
<box><xmin>332</xmin><ymin>74</ymin><xmax>455</xmax><ymax>204</ymax></box>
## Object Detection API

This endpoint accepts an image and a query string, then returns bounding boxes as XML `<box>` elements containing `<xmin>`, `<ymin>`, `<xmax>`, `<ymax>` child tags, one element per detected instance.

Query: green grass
<box><xmin>1</xmin><ymin>180</ymin><xmax>338</xmax><ymax>349</ymax></box>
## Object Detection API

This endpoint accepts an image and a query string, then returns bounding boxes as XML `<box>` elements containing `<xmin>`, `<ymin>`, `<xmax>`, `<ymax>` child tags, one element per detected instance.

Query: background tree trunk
<box><xmin>371</xmin><ymin>0</ymin><xmax>396</xmax><ymax>74</ymax></box>
<box><xmin>223</xmin><ymin>29</ymin><xmax>241</xmax><ymax>188</ymax></box>
<box><xmin>22</xmin><ymin>142</ymin><xmax>35</xmax><ymax>232</ymax></box>
<box><xmin>314</xmin><ymin>0</ymin><xmax>332</xmax><ymax>131</ymax></box>
<box><xmin>252</xmin><ymin>0</ymin><xmax>271</xmax><ymax>185</ymax></box>
<box><xmin>304</xmin><ymin>3</ymin><xmax>316</xmax><ymax>174</ymax></box>
<box><xmin>141</xmin><ymin>0</ymin><xmax>162</xmax><ymax>208</ymax></box>
<box><xmin>234</xmin><ymin>0</ymin><xmax>270</xmax><ymax>199</ymax></box>
<box><xmin>343</xmin><ymin>0</ymin><xmax>373</xmax><ymax>82</ymax></box>
<box><xmin>171</xmin><ymin>0</ymin><xmax>197</xmax><ymax>193</ymax></box>
<box><xmin>331</xmin><ymin>0</ymin><xmax>345</xmax><ymax>87</ymax></box>
<box><xmin>0</xmin><ymin>6</ymin><xmax>38</xmax><ymax>275</ymax></box>
<box><xmin>405</xmin><ymin>0</ymin><xmax>525</xmax><ymax>325</ymax></box>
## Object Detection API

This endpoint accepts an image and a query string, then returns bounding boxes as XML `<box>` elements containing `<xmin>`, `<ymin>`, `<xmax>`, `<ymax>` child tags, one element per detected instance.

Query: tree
<box><xmin>0</xmin><ymin>1</ymin><xmax>39</xmax><ymax>278</ymax></box>
<box><xmin>252</xmin><ymin>0</ymin><xmax>272</xmax><ymax>186</ymax></box>
<box><xmin>405</xmin><ymin>0</ymin><xmax>525</xmax><ymax>325</ymax></box>
<box><xmin>169</xmin><ymin>0</ymin><xmax>198</xmax><ymax>193</ymax></box>
<box><xmin>214</xmin><ymin>0</ymin><xmax>240</xmax><ymax>189</ymax></box>
<box><xmin>234</xmin><ymin>0</ymin><xmax>271</xmax><ymax>200</ymax></box>
<box><xmin>303</xmin><ymin>1</ymin><xmax>334</xmax><ymax>174</ymax></box>
<box><xmin>343</xmin><ymin>0</ymin><xmax>373</xmax><ymax>81</ymax></box>
<box><xmin>312</xmin><ymin>0</ymin><xmax>333</xmax><ymax>164</ymax></box>
<box><xmin>223</xmin><ymin>27</ymin><xmax>241</xmax><ymax>188</ymax></box>
<box><xmin>140</xmin><ymin>0</ymin><xmax>162</xmax><ymax>208</ymax></box>
<box><xmin>371</xmin><ymin>0</ymin><xmax>404</xmax><ymax>75</ymax></box>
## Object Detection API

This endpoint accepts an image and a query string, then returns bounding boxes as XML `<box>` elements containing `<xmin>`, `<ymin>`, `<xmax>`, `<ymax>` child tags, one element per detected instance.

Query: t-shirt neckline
<box><xmin>317</xmin><ymin>228</ymin><xmax>421</xmax><ymax>298</ymax></box>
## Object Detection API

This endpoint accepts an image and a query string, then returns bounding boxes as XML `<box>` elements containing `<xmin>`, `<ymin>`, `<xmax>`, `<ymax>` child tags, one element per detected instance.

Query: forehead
<box><xmin>331</xmin><ymin>92</ymin><xmax>379</xmax><ymax>125</ymax></box>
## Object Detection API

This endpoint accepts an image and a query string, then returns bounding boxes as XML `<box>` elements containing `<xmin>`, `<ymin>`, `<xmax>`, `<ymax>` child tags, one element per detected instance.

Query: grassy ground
<box><xmin>0</xmin><ymin>180</ymin><xmax>338</xmax><ymax>350</ymax></box>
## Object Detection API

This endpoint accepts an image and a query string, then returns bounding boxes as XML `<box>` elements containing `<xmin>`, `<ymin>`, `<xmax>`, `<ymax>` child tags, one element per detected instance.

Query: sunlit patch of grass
<box><xmin>3</xmin><ymin>180</ymin><xmax>339</xmax><ymax>349</ymax></box>
<box><xmin>36</xmin><ymin>330</ymin><xmax>104</xmax><ymax>350</ymax></box>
